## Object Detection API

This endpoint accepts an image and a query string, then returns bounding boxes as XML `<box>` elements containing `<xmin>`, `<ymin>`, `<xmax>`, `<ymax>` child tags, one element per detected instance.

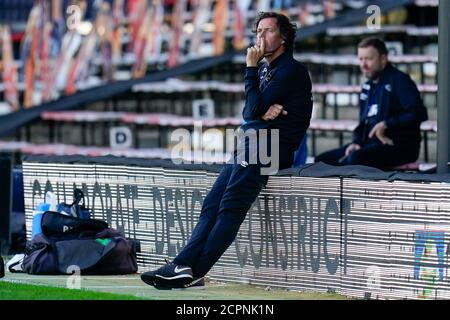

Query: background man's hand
<box><xmin>345</xmin><ymin>143</ymin><xmax>361</xmax><ymax>157</ymax></box>
<box><xmin>368</xmin><ymin>121</ymin><xmax>394</xmax><ymax>145</ymax></box>
<box><xmin>262</xmin><ymin>104</ymin><xmax>288</xmax><ymax>121</ymax></box>
<box><xmin>246</xmin><ymin>41</ymin><xmax>265</xmax><ymax>67</ymax></box>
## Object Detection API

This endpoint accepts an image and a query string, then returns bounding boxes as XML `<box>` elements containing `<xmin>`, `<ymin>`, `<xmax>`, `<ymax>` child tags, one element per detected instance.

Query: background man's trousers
<box><xmin>315</xmin><ymin>143</ymin><xmax>420</xmax><ymax>169</ymax></box>
<box><xmin>173</xmin><ymin>163</ymin><xmax>268</xmax><ymax>277</ymax></box>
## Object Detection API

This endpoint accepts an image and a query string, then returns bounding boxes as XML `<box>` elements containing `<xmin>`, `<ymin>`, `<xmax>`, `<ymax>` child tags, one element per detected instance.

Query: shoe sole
<box><xmin>174</xmin><ymin>278</ymin><xmax>205</xmax><ymax>290</ymax></box>
<box><xmin>154</xmin><ymin>274</ymin><xmax>193</xmax><ymax>288</ymax></box>
<box><xmin>141</xmin><ymin>274</ymin><xmax>157</xmax><ymax>287</ymax></box>
<box><xmin>141</xmin><ymin>274</ymin><xmax>193</xmax><ymax>289</ymax></box>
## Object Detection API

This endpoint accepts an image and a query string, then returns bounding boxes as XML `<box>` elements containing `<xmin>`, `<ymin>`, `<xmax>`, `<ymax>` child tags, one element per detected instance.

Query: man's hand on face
<box><xmin>368</xmin><ymin>121</ymin><xmax>394</xmax><ymax>145</ymax></box>
<box><xmin>246</xmin><ymin>41</ymin><xmax>265</xmax><ymax>67</ymax></box>
<box><xmin>262</xmin><ymin>104</ymin><xmax>288</xmax><ymax>121</ymax></box>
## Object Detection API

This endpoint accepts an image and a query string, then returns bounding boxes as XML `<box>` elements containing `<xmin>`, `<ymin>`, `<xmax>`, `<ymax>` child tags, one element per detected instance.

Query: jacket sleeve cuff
<box><xmin>245</xmin><ymin>67</ymin><xmax>258</xmax><ymax>77</ymax></box>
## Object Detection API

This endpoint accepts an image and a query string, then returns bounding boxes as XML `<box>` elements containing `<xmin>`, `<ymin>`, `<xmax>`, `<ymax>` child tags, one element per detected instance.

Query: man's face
<box><xmin>358</xmin><ymin>46</ymin><xmax>387</xmax><ymax>80</ymax></box>
<box><xmin>256</xmin><ymin>17</ymin><xmax>284</xmax><ymax>57</ymax></box>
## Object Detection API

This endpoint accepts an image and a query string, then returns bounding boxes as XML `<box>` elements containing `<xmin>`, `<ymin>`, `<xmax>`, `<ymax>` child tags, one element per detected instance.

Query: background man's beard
<box><xmin>366</xmin><ymin>69</ymin><xmax>383</xmax><ymax>81</ymax></box>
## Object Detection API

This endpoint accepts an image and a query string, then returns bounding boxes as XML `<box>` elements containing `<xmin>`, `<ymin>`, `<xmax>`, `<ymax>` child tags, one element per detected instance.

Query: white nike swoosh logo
<box><xmin>174</xmin><ymin>266</ymin><xmax>191</xmax><ymax>273</ymax></box>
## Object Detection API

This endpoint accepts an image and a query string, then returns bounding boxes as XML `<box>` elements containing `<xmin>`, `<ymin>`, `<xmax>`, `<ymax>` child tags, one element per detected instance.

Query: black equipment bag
<box><xmin>22</xmin><ymin>212</ymin><xmax>139</xmax><ymax>275</ymax></box>
<box><xmin>41</xmin><ymin>211</ymin><xmax>108</xmax><ymax>240</ymax></box>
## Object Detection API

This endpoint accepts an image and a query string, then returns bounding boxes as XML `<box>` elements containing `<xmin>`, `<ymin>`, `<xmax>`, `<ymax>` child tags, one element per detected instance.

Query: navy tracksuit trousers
<box><xmin>173</xmin><ymin>163</ymin><xmax>268</xmax><ymax>277</ymax></box>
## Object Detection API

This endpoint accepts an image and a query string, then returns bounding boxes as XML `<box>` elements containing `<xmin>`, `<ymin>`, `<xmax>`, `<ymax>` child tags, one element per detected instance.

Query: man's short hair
<box><xmin>358</xmin><ymin>37</ymin><xmax>388</xmax><ymax>56</ymax></box>
<box><xmin>252</xmin><ymin>12</ymin><xmax>297</xmax><ymax>52</ymax></box>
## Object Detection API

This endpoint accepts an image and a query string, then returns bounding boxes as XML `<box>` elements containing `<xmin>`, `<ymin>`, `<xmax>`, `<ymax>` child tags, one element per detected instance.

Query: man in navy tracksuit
<box><xmin>316</xmin><ymin>38</ymin><xmax>428</xmax><ymax>169</ymax></box>
<box><xmin>141</xmin><ymin>12</ymin><xmax>312</xmax><ymax>289</ymax></box>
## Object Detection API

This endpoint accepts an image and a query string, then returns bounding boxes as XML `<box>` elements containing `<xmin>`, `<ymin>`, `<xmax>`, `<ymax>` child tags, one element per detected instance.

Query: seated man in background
<box><xmin>315</xmin><ymin>37</ymin><xmax>428</xmax><ymax>170</ymax></box>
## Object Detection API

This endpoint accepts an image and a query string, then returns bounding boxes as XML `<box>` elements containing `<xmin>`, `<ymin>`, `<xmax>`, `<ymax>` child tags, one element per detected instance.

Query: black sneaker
<box><xmin>162</xmin><ymin>277</ymin><xmax>205</xmax><ymax>291</ymax></box>
<box><xmin>141</xmin><ymin>260</ymin><xmax>193</xmax><ymax>289</ymax></box>
<box><xmin>182</xmin><ymin>277</ymin><xmax>205</xmax><ymax>290</ymax></box>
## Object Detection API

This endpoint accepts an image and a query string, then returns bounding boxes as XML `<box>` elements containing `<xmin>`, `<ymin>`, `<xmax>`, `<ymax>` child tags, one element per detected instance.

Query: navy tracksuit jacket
<box><xmin>174</xmin><ymin>51</ymin><xmax>313</xmax><ymax>277</ymax></box>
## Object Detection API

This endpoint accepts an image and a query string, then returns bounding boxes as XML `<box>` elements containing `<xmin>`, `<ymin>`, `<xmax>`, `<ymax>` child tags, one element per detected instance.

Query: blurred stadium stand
<box><xmin>0</xmin><ymin>0</ymin><xmax>439</xmax><ymax>168</ymax></box>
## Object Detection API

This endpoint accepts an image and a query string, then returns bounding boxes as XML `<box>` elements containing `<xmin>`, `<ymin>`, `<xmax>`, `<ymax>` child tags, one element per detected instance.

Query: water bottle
<box><xmin>46</xmin><ymin>191</ymin><xmax>58</xmax><ymax>212</ymax></box>
<box><xmin>31</xmin><ymin>191</ymin><xmax>59</xmax><ymax>239</ymax></box>
<box><xmin>31</xmin><ymin>202</ymin><xmax>50</xmax><ymax>239</ymax></box>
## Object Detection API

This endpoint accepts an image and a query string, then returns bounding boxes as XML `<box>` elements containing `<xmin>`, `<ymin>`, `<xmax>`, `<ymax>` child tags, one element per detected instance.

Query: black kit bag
<box><xmin>55</xmin><ymin>228</ymin><xmax>139</xmax><ymax>275</ymax></box>
<box><xmin>22</xmin><ymin>212</ymin><xmax>139</xmax><ymax>275</ymax></box>
<box><xmin>22</xmin><ymin>233</ymin><xmax>59</xmax><ymax>275</ymax></box>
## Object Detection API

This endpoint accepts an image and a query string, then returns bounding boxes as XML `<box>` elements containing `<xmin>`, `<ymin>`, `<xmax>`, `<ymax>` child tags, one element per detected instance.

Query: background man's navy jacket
<box><xmin>353</xmin><ymin>63</ymin><xmax>428</xmax><ymax>147</ymax></box>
